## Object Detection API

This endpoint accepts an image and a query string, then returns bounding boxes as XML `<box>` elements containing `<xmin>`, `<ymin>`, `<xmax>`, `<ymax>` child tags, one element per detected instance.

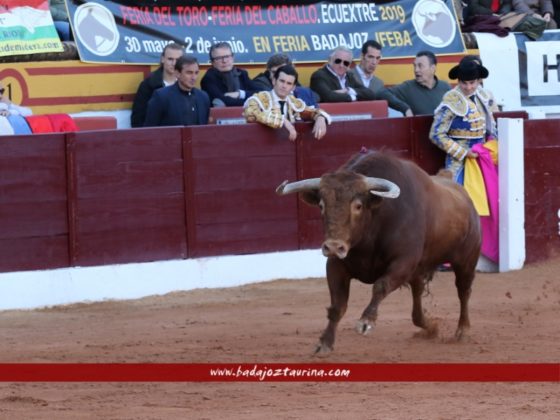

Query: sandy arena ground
<box><xmin>0</xmin><ymin>258</ymin><xmax>558</xmax><ymax>419</ymax></box>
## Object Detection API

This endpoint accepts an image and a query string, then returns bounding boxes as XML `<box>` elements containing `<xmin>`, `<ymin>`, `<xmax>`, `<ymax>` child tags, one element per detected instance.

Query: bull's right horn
<box><xmin>276</xmin><ymin>178</ymin><xmax>321</xmax><ymax>195</ymax></box>
<box><xmin>363</xmin><ymin>177</ymin><xmax>400</xmax><ymax>199</ymax></box>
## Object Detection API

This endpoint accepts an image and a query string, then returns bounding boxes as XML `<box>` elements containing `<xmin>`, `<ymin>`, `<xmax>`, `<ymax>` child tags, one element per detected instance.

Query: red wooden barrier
<box><xmin>207</xmin><ymin>107</ymin><xmax>245</xmax><ymax>125</ymax></box>
<box><xmin>320</xmin><ymin>100</ymin><xmax>389</xmax><ymax>119</ymax></box>
<box><xmin>523</xmin><ymin>119</ymin><xmax>560</xmax><ymax>263</ymax></box>
<box><xmin>0</xmin><ymin>134</ymin><xmax>69</xmax><ymax>271</ymax></box>
<box><xmin>73</xmin><ymin>116</ymin><xmax>118</xmax><ymax>131</ymax></box>
<box><xmin>0</xmin><ymin>112</ymin><xmax>557</xmax><ymax>274</ymax></box>
<box><xmin>184</xmin><ymin>124</ymin><xmax>298</xmax><ymax>257</ymax></box>
<box><xmin>67</xmin><ymin>127</ymin><xmax>187</xmax><ymax>266</ymax></box>
<box><xmin>207</xmin><ymin>100</ymin><xmax>390</xmax><ymax>126</ymax></box>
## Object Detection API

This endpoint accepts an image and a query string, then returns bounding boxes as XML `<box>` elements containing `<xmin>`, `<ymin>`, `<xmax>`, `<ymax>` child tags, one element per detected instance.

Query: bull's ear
<box><xmin>300</xmin><ymin>190</ymin><xmax>320</xmax><ymax>206</ymax></box>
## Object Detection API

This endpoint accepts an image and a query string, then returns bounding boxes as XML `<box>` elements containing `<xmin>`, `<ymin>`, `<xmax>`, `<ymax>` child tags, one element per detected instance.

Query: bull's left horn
<box><xmin>363</xmin><ymin>177</ymin><xmax>400</xmax><ymax>199</ymax></box>
<box><xmin>276</xmin><ymin>178</ymin><xmax>321</xmax><ymax>195</ymax></box>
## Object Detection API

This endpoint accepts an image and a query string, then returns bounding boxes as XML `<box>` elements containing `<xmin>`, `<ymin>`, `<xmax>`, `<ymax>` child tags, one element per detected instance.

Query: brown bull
<box><xmin>276</xmin><ymin>150</ymin><xmax>481</xmax><ymax>353</ymax></box>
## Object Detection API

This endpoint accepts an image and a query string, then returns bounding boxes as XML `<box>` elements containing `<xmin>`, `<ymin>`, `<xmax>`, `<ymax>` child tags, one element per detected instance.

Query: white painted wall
<box><xmin>0</xmin><ymin>250</ymin><xmax>326</xmax><ymax>311</ymax></box>
<box><xmin>498</xmin><ymin>118</ymin><xmax>526</xmax><ymax>271</ymax></box>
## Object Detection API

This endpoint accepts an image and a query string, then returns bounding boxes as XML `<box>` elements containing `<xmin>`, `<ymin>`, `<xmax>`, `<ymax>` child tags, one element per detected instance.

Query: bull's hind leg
<box><xmin>316</xmin><ymin>259</ymin><xmax>351</xmax><ymax>354</ymax></box>
<box><xmin>410</xmin><ymin>275</ymin><xmax>438</xmax><ymax>338</ymax></box>
<box><xmin>453</xmin><ymin>265</ymin><xmax>475</xmax><ymax>340</ymax></box>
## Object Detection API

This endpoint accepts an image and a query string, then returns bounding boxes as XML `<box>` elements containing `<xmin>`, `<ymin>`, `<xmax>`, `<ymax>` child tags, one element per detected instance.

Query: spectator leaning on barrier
<box><xmin>244</xmin><ymin>65</ymin><xmax>331</xmax><ymax>141</ymax></box>
<box><xmin>252</xmin><ymin>53</ymin><xmax>319</xmax><ymax>107</ymax></box>
<box><xmin>201</xmin><ymin>42</ymin><xmax>260</xmax><ymax>107</ymax></box>
<box><xmin>348</xmin><ymin>40</ymin><xmax>413</xmax><ymax>117</ymax></box>
<box><xmin>388</xmin><ymin>50</ymin><xmax>451</xmax><ymax>115</ymax></box>
<box><xmin>143</xmin><ymin>55</ymin><xmax>210</xmax><ymax>127</ymax></box>
<box><xmin>130</xmin><ymin>42</ymin><xmax>185</xmax><ymax>128</ymax></box>
<box><xmin>310</xmin><ymin>46</ymin><xmax>375</xmax><ymax>103</ymax></box>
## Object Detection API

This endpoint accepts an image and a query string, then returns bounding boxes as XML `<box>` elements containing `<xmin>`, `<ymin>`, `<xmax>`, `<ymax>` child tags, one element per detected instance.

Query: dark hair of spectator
<box><xmin>361</xmin><ymin>40</ymin><xmax>383</xmax><ymax>54</ymax></box>
<box><xmin>175</xmin><ymin>55</ymin><xmax>199</xmax><ymax>72</ymax></box>
<box><xmin>273</xmin><ymin>64</ymin><xmax>298</xmax><ymax>84</ymax></box>
<box><xmin>416</xmin><ymin>50</ymin><xmax>437</xmax><ymax>66</ymax></box>
<box><xmin>209</xmin><ymin>42</ymin><xmax>232</xmax><ymax>61</ymax></box>
<box><xmin>266</xmin><ymin>53</ymin><xmax>292</xmax><ymax>70</ymax></box>
<box><xmin>161</xmin><ymin>42</ymin><xmax>184</xmax><ymax>57</ymax></box>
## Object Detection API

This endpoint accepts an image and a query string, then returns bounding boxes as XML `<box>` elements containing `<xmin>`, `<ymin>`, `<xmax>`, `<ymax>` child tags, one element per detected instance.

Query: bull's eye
<box><xmin>319</xmin><ymin>199</ymin><xmax>325</xmax><ymax>214</ymax></box>
<box><xmin>353</xmin><ymin>201</ymin><xmax>363</xmax><ymax>212</ymax></box>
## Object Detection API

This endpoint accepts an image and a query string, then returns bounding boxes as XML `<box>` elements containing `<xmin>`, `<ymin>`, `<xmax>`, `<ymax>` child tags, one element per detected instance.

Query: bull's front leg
<box><xmin>357</xmin><ymin>266</ymin><xmax>409</xmax><ymax>335</ymax></box>
<box><xmin>315</xmin><ymin>258</ymin><xmax>351</xmax><ymax>355</ymax></box>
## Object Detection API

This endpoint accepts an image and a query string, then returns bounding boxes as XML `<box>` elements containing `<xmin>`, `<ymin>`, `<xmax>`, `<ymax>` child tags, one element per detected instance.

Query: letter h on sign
<box><xmin>525</xmin><ymin>41</ymin><xmax>560</xmax><ymax>98</ymax></box>
<box><xmin>543</xmin><ymin>54</ymin><xmax>560</xmax><ymax>84</ymax></box>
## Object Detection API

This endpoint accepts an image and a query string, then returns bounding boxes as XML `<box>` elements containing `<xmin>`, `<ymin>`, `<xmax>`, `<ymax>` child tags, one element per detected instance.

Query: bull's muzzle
<box><xmin>322</xmin><ymin>239</ymin><xmax>349</xmax><ymax>259</ymax></box>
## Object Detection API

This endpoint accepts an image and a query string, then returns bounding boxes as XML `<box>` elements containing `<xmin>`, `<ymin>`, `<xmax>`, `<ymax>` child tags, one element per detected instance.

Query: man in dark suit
<box><xmin>200</xmin><ymin>42</ymin><xmax>259</xmax><ymax>107</ymax></box>
<box><xmin>144</xmin><ymin>55</ymin><xmax>210</xmax><ymax>127</ymax></box>
<box><xmin>310</xmin><ymin>46</ymin><xmax>375</xmax><ymax>103</ymax></box>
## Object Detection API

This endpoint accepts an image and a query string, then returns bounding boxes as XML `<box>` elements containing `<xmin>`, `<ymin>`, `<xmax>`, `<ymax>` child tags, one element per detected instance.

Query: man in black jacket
<box><xmin>144</xmin><ymin>55</ymin><xmax>210</xmax><ymax>127</ymax></box>
<box><xmin>200</xmin><ymin>42</ymin><xmax>260</xmax><ymax>107</ymax></box>
<box><xmin>130</xmin><ymin>42</ymin><xmax>184</xmax><ymax>127</ymax></box>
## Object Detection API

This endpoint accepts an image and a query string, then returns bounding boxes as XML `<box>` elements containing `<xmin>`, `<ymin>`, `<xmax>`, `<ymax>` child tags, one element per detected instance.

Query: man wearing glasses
<box><xmin>201</xmin><ymin>42</ymin><xmax>259</xmax><ymax>107</ymax></box>
<box><xmin>310</xmin><ymin>46</ymin><xmax>375</xmax><ymax>103</ymax></box>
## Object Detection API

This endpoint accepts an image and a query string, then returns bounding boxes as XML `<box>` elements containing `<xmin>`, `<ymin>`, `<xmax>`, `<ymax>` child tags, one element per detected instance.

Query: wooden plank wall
<box><xmin>523</xmin><ymin>119</ymin><xmax>560</xmax><ymax>263</ymax></box>
<box><xmin>1</xmin><ymin>111</ymin><xmax>557</xmax><ymax>274</ymax></box>
<box><xmin>0</xmin><ymin>134</ymin><xmax>69</xmax><ymax>271</ymax></box>
<box><xmin>184</xmin><ymin>124</ymin><xmax>298</xmax><ymax>257</ymax></box>
<box><xmin>67</xmin><ymin>127</ymin><xmax>187</xmax><ymax>266</ymax></box>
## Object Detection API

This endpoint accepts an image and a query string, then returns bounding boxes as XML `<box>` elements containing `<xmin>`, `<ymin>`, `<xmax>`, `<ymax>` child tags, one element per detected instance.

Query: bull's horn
<box><xmin>276</xmin><ymin>178</ymin><xmax>321</xmax><ymax>195</ymax></box>
<box><xmin>364</xmin><ymin>176</ymin><xmax>400</xmax><ymax>199</ymax></box>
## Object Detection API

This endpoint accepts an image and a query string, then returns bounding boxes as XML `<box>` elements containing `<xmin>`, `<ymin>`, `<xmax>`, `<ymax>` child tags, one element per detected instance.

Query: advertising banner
<box><xmin>477</xmin><ymin>31</ymin><xmax>560</xmax><ymax>116</ymax></box>
<box><xmin>0</xmin><ymin>0</ymin><xmax>63</xmax><ymax>57</ymax></box>
<box><xmin>65</xmin><ymin>0</ymin><xmax>466</xmax><ymax>64</ymax></box>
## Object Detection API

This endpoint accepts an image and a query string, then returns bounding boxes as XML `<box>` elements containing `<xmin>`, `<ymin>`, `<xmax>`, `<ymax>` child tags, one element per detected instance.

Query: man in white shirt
<box><xmin>349</xmin><ymin>40</ymin><xmax>413</xmax><ymax>117</ymax></box>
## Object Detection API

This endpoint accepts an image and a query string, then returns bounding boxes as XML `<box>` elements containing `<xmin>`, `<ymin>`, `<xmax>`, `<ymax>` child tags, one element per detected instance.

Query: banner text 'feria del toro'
<box><xmin>65</xmin><ymin>0</ymin><xmax>465</xmax><ymax>64</ymax></box>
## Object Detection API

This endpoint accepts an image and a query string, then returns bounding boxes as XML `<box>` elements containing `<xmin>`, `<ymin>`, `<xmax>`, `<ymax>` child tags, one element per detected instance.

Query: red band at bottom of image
<box><xmin>0</xmin><ymin>363</ymin><xmax>558</xmax><ymax>382</ymax></box>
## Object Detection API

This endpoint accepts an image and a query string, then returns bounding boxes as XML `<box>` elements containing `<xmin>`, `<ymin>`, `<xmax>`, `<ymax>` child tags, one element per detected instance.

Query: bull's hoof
<box><xmin>455</xmin><ymin>326</ymin><xmax>469</xmax><ymax>341</ymax></box>
<box><xmin>356</xmin><ymin>319</ymin><xmax>374</xmax><ymax>335</ymax></box>
<box><xmin>413</xmin><ymin>324</ymin><xmax>439</xmax><ymax>339</ymax></box>
<box><xmin>314</xmin><ymin>341</ymin><xmax>333</xmax><ymax>355</ymax></box>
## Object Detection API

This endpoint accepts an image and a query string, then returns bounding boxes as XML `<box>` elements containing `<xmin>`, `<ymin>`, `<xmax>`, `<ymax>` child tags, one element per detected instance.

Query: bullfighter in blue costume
<box><xmin>429</xmin><ymin>58</ymin><xmax>496</xmax><ymax>184</ymax></box>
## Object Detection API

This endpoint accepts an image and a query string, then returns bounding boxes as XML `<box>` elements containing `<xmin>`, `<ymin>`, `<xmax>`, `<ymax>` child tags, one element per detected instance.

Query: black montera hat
<box><xmin>448</xmin><ymin>60</ymin><xmax>489</xmax><ymax>81</ymax></box>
